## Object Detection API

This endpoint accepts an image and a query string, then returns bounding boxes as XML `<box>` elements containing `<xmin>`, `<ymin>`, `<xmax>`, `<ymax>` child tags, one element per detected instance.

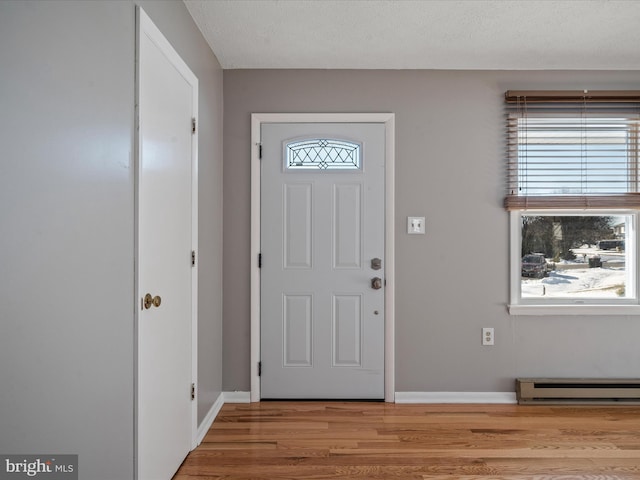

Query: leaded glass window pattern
<box><xmin>286</xmin><ymin>139</ymin><xmax>361</xmax><ymax>170</ymax></box>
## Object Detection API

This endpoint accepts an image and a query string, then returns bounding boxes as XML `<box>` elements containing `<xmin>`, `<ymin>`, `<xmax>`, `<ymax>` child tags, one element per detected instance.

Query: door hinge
<box><xmin>192</xmin><ymin>117</ymin><xmax>196</xmax><ymax>134</ymax></box>
<box><xmin>259</xmin><ymin>144</ymin><xmax>262</xmax><ymax>159</ymax></box>
<box><xmin>191</xmin><ymin>383</ymin><xmax>196</xmax><ymax>401</ymax></box>
<box><xmin>258</xmin><ymin>253</ymin><xmax>262</xmax><ymax>268</ymax></box>
<box><xmin>191</xmin><ymin>250</ymin><xmax>196</xmax><ymax>267</ymax></box>
<box><xmin>258</xmin><ymin>362</ymin><xmax>262</xmax><ymax>377</ymax></box>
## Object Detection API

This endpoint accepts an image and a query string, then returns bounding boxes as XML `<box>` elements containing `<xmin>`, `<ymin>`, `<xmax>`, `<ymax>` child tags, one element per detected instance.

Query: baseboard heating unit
<box><xmin>516</xmin><ymin>378</ymin><xmax>640</xmax><ymax>405</ymax></box>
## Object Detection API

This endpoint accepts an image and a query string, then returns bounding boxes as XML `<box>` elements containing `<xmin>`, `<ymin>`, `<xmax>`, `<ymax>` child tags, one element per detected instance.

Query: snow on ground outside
<box><xmin>521</xmin><ymin>246</ymin><xmax>627</xmax><ymax>298</ymax></box>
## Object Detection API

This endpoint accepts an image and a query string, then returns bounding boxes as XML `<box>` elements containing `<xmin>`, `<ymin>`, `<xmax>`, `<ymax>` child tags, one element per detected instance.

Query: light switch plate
<box><xmin>407</xmin><ymin>216</ymin><xmax>425</xmax><ymax>234</ymax></box>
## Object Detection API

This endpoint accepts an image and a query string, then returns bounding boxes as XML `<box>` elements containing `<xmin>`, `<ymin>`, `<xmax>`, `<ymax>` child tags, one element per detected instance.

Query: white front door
<box><xmin>137</xmin><ymin>9</ymin><xmax>197</xmax><ymax>480</ymax></box>
<box><xmin>260</xmin><ymin>123</ymin><xmax>385</xmax><ymax>399</ymax></box>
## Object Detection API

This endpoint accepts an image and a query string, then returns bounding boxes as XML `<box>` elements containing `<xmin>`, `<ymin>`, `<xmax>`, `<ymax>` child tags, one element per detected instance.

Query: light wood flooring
<box><xmin>174</xmin><ymin>401</ymin><xmax>640</xmax><ymax>480</ymax></box>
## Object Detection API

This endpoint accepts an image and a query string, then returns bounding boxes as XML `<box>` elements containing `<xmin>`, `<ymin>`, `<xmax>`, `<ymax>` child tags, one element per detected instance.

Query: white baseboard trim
<box><xmin>196</xmin><ymin>392</ymin><xmax>224</xmax><ymax>446</ymax></box>
<box><xmin>395</xmin><ymin>391</ymin><xmax>517</xmax><ymax>404</ymax></box>
<box><xmin>223</xmin><ymin>391</ymin><xmax>251</xmax><ymax>403</ymax></box>
<box><xmin>214</xmin><ymin>390</ymin><xmax>515</xmax><ymax>406</ymax></box>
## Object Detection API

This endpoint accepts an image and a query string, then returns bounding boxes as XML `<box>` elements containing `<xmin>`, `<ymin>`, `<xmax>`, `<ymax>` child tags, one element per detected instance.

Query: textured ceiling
<box><xmin>184</xmin><ymin>0</ymin><xmax>640</xmax><ymax>70</ymax></box>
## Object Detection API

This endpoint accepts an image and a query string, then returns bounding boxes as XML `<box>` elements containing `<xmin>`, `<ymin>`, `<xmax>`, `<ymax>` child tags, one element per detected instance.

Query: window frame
<box><xmin>505</xmin><ymin>90</ymin><xmax>640</xmax><ymax>315</ymax></box>
<box><xmin>509</xmin><ymin>209</ymin><xmax>640</xmax><ymax>315</ymax></box>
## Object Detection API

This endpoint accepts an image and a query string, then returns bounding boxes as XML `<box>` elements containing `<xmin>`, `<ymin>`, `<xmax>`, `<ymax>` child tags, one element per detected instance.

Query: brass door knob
<box><xmin>371</xmin><ymin>277</ymin><xmax>382</xmax><ymax>290</ymax></box>
<box><xmin>143</xmin><ymin>293</ymin><xmax>162</xmax><ymax>309</ymax></box>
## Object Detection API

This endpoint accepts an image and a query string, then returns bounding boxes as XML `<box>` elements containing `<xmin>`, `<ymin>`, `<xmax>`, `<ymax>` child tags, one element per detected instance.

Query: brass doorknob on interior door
<box><xmin>143</xmin><ymin>293</ymin><xmax>162</xmax><ymax>309</ymax></box>
<box><xmin>371</xmin><ymin>277</ymin><xmax>382</xmax><ymax>290</ymax></box>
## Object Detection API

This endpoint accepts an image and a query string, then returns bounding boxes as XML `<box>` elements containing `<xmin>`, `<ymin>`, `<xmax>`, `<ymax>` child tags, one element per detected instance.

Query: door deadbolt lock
<box><xmin>143</xmin><ymin>293</ymin><xmax>162</xmax><ymax>309</ymax></box>
<box><xmin>371</xmin><ymin>257</ymin><xmax>382</xmax><ymax>270</ymax></box>
<box><xmin>371</xmin><ymin>277</ymin><xmax>382</xmax><ymax>290</ymax></box>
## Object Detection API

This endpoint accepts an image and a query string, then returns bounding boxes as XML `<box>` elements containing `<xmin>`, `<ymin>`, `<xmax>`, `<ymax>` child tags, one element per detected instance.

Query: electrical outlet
<box><xmin>482</xmin><ymin>327</ymin><xmax>494</xmax><ymax>346</ymax></box>
<box><xmin>407</xmin><ymin>216</ymin><xmax>425</xmax><ymax>234</ymax></box>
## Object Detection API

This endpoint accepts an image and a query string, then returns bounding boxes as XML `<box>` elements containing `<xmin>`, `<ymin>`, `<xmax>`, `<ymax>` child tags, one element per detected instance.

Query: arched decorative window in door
<box><xmin>286</xmin><ymin>139</ymin><xmax>361</xmax><ymax>170</ymax></box>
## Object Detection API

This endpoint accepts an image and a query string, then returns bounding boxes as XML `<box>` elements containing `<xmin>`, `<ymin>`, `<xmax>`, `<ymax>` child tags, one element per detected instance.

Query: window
<box><xmin>513</xmin><ymin>211</ymin><xmax>636</xmax><ymax>305</ymax></box>
<box><xmin>286</xmin><ymin>138</ymin><xmax>361</xmax><ymax>170</ymax></box>
<box><xmin>505</xmin><ymin>90</ymin><xmax>640</xmax><ymax>314</ymax></box>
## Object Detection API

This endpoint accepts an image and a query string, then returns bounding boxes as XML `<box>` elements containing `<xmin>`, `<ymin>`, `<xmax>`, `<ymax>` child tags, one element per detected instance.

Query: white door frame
<box><xmin>250</xmin><ymin>113</ymin><xmax>395</xmax><ymax>402</ymax></box>
<box><xmin>134</xmin><ymin>6</ymin><xmax>199</xmax><ymax>470</ymax></box>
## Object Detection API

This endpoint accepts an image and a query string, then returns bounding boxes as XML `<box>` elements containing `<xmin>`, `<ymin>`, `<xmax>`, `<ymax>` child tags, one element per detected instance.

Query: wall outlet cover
<box><xmin>407</xmin><ymin>216</ymin><xmax>425</xmax><ymax>234</ymax></box>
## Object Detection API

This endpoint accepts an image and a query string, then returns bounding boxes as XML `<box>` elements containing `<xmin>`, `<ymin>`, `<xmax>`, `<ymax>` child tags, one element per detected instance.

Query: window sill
<box><xmin>508</xmin><ymin>304</ymin><xmax>640</xmax><ymax>316</ymax></box>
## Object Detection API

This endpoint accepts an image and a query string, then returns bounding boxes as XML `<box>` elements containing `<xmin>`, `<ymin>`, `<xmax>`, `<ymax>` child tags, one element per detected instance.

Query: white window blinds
<box><xmin>504</xmin><ymin>90</ymin><xmax>640</xmax><ymax>210</ymax></box>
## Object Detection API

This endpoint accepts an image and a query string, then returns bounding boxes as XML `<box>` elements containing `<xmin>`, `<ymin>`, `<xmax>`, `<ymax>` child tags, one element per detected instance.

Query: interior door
<box><xmin>261</xmin><ymin>123</ymin><xmax>385</xmax><ymax>399</ymax></box>
<box><xmin>137</xmin><ymin>9</ymin><xmax>197</xmax><ymax>480</ymax></box>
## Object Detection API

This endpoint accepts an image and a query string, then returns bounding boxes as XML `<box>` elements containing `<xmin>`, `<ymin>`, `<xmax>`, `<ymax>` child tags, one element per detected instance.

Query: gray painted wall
<box><xmin>0</xmin><ymin>1</ymin><xmax>223</xmax><ymax>479</ymax></box>
<box><xmin>223</xmin><ymin>69</ymin><xmax>640</xmax><ymax>393</ymax></box>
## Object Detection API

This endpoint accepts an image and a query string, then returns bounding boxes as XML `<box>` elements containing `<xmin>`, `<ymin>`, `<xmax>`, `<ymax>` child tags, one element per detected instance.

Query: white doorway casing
<box><xmin>250</xmin><ymin>113</ymin><xmax>395</xmax><ymax>402</ymax></box>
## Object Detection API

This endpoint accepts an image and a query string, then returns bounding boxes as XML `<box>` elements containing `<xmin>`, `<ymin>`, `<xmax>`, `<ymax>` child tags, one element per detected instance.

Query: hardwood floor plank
<box><xmin>174</xmin><ymin>402</ymin><xmax>640</xmax><ymax>480</ymax></box>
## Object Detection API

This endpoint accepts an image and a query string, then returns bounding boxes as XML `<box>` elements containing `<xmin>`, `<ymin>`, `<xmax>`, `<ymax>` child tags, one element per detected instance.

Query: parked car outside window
<box><xmin>521</xmin><ymin>253</ymin><xmax>548</xmax><ymax>278</ymax></box>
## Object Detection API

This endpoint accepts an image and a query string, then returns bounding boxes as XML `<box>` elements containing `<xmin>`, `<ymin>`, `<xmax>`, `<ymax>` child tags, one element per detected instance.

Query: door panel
<box><xmin>261</xmin><ymin>123</ymin><xmax>385</xmax><ymax>399</ymax></box>
<box><xmin>284</xmin><ymin>183</ymin><xmax>313</xmax><ymax>269</ymax></box>
<box><xmin>333</xmin><ymin>184</ymin><xmax>362</xmax><ymax>269</ymax></box>
<box><xmin>283</xmin><ymin>294</ymin><xmax>313</xmax><ymax>366</ymax></box>
<box><xmin>332</xmin><ymin>294</ymin><xmax>362</xmax><ymax>367</ymax></box>
<box><xmin>137</xmin><ymin>9</ymin><xmax>196</xmax><ymax>480</ymax></box>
